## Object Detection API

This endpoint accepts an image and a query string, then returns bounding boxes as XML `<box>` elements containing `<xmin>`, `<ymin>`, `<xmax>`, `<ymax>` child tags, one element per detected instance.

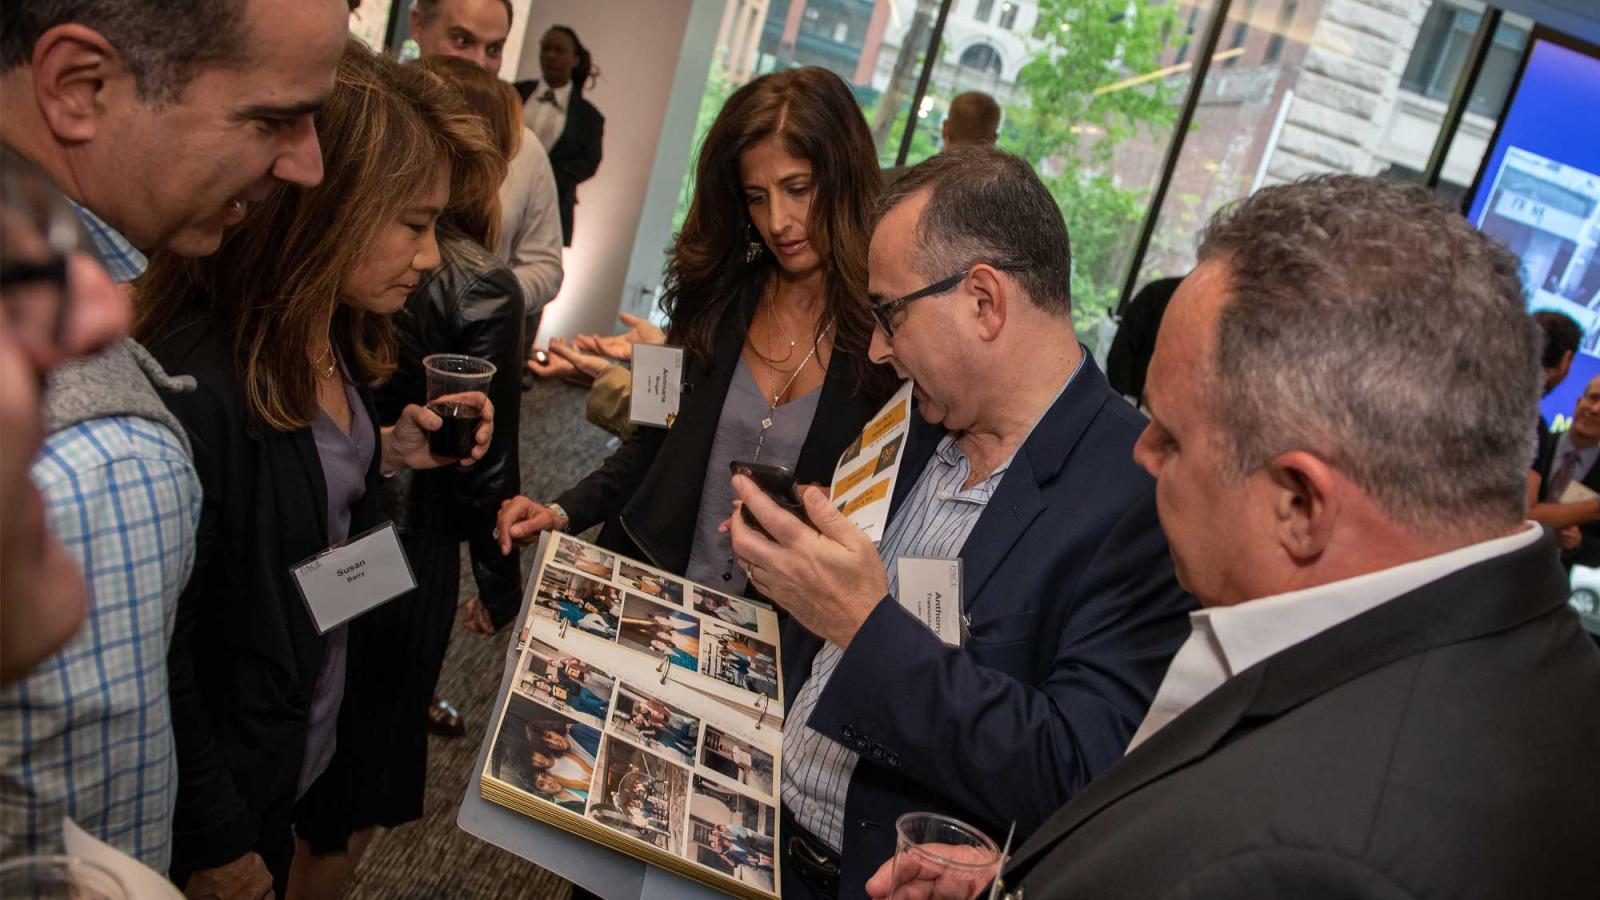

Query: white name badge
<box><xmin>629</xmin><ymin>343</ymin><xmax>685</xmax><ymax>428</ymax></box>
<box><xmin>289</xmin><ymin>522</ymin><xmax>416</xmax><ymax>634</ymax></box>
<box><xmin>896</xmin><ymin>556</ymin><xmax>963</xmax><ymax>647</ymax></box>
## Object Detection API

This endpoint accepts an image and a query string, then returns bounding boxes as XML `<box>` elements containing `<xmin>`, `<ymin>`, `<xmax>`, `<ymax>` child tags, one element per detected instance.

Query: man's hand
<box><xmin>381</xmin><ymin>393</ymin><xmax>494</xmax><ymax>472</ymax></box>
<box><xmin>726</xmin><ymin>477</ymin><xmax>887</xmax><ymax>648</ymax></box>
<box><xmin>496</xmin><ymin>496</ymin><xmax>563</xmax><ymax>554</ymax></box>
<box><xmin>1559</xmin><ymin>524</ymin><xmax>1582</xmax><ymax>550</ymax></box>
<box><xmin>864</xmin><ymin>845</ymin><xmax>998</xmax><ymax>900</ymax></box>
<box><xmin>183</xmin><ymin>851</ymin><xmax>274</xmax><ymax>900</ymax></box>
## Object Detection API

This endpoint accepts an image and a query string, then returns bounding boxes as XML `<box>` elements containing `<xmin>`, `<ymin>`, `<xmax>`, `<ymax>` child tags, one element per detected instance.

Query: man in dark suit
<box><xmin>875</xmin><ymin>175</ymin><xmax>1600</xmax><ymax>899</ymax></box>
<box><xmin>729</xmin><ymin>147</ymin><xmax>1195</xmax><ymax>899</ymax></box>
<box><xmin>1531</xmin><ymin>374</ymin><xmax>1600</xmax><ymax>569</ymax></box>
<box><xmin>515</xmin><ymin>26</ymin><xmax>603</xmax><ymax>247</ymax></box>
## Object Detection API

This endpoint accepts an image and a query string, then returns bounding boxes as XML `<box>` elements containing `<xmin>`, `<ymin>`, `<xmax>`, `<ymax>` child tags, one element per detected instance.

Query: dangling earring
<box><xmin>744</xmin><ymin>225</ymin><xmax>764</xmax><ymax>264</ymax></box>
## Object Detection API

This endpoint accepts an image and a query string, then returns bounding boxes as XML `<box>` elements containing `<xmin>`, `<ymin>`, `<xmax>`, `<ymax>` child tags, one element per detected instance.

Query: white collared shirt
<box><xmin>1125</xmin><ymin>522</ymin><xmax>1544</xmax><ymax>753</ymax></box>
<box><xmin>524</xmin><ymin>80</ymin><xmax>572</xmax><ymax>152</ymax></box>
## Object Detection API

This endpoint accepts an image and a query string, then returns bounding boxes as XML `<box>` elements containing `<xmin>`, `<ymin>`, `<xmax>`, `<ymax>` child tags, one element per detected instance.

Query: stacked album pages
<box><xmin>481</xmin><ymin>533</ymin><xmax>784</xmax><ymax>899</ymax></box>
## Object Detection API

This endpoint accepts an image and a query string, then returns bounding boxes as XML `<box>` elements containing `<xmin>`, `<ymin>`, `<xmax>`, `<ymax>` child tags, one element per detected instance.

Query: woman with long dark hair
<box><xmin>498</xmin><ymin>66</ymin><xmax>896</xmax><ymax>597</ymax></box>
<box><xmin>133</xmin><ymin>42</ymin><xmax>500</xmax><ymax>897</ymax></box>
<box><xmin>514</xmin><ymin>24</ymin><xmax>604</xmax><ymax>247</ymax></box>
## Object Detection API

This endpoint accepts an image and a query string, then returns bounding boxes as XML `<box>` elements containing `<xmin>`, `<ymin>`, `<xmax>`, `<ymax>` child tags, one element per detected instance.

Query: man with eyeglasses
<box><xmin>0</xmin><ymin>2</ymin><xmax>347</xmax><ymax>893</ymax></box>
<box><xmin>728</xmin><ymin>146</ymin><xmax>1194</xmax><ymax>899</ymax></box>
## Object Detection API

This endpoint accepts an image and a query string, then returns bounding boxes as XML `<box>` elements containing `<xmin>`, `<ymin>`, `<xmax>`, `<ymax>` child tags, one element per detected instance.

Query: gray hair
<box><xmin>879</xmin><ymin>145</ymin><xmax>1072</xmax><ymax>316</ymax></box>
<box><xmin>412</xmin><ymin>0</ymin><xmax>515</xmax><ymax>27</ymax></box>
<box><xmin>0</xmin><ymin>0</ymin><xmax>250</xmax><ymax>104</ymax></box>
<box><xmin>1198</xmin><ymin>174</ymin><xmax>1538</xmax><ymax>535</ymax></box>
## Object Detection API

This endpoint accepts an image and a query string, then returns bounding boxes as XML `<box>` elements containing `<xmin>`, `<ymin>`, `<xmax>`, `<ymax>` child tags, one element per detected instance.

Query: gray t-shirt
<box><xmin>685</xmin><ymin>357</ymin><xmax>822</xmax><ymax>593</ymax></box>
<box><xmin>296</xmin><ymin>374</ymin><xmax>374</xmax><ymax>800</ymax></box>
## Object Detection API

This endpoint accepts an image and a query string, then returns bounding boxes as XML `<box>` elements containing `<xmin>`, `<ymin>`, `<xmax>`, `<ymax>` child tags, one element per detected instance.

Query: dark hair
<box><xmin>133</xmin><ymin>40</ymin><xmax>503</xmax><ymax>431</ymax></box>
<box><xmin>1534</xmin><ymin>311</ymin><xmax>1582</xmax><ymax>371</ymax></box>
<box><xmin>547</xmin><ymin>25</ymin><xmax>598</xmax><ymax>95</ymax></box>
<box><xmin>0</xmin><ymin>0</ymin><xmax>248</xmax><ymax>103</ymax></box>
<box><xmin>1196</xmin><ymin>174</ymin><xmax>1536</xmax><ymax>536</ymax></box>
<box><xmin>880</xmin><ymin>146</ymin><xmax>1072</xmax><ymax>316</ymax></box>
<box><xmin>414</xmin><ymin>0</ymin><xmax>514</xmax><ymax>28</ymax></box>
<box><xmin>945</xmin><ymin>91</ymin><xmax>1001</xmax><ymax>144</ymax></box>
<box><xmin>663</xmin><ymin>66</ymin><xmax>891</xmax><ymax>396</ymax></box>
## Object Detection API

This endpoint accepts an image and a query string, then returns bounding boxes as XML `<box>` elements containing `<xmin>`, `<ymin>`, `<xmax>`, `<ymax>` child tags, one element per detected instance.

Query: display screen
<box><xmin>1466</xmin><ymin>32</ymin><xmax>1600</xmax><ymax>430</ymax></box>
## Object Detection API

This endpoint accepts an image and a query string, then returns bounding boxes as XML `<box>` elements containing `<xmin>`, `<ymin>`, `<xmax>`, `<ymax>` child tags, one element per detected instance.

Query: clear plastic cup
<box><xmin>886</xmin><ymin>812</ymin><xmax>1002</xmax><ymax>900</ymax></box>
<box><xmin>0</xmin><ymin>855</ymin><xmax>129</xmax><ymax>899</ymax></box>
<box><xmin>422</xmin><ymin>353</ymin><xmax>495</xmax><ymax>459</ymax></box>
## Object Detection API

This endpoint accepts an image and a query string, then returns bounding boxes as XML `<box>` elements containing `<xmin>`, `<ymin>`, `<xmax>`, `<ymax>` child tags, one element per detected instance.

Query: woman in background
<box><xmin>497</xmin><ymin>66</ymin><xmax>896</xmax><ymax>600</ymax></box>
<box><xmin>135</xmin><ymin>41</ymin><xmax>497</xmax><ymax>898</ymax></box>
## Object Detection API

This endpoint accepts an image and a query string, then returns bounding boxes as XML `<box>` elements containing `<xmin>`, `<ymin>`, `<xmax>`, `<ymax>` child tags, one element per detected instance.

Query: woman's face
<box><xmin>534</xmin><ymin>773</ymin><xmax>562</xmax><ymax>795</ymax></box>
<box><xmin>739</xmin><ymin>136</ymin><xmax>822</xmax><ymax>278</ymax></box>
<box><xmin>341</xmin><ymin>160</ymin><xmax>449</xmax><ymax>315</ymax></box>
<box><xmin>539</xmin><ymin>29</ymin><xmax>579</xmax><ymax>88</ymax></box>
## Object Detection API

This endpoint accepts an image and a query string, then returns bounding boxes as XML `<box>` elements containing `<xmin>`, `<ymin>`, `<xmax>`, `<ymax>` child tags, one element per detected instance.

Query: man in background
<box><xmin>0</xmin><ymin>1</ymin><xmax>344</xmax><ymax>894</ymax></box>
<box><xmin>881</xmin><ymin>91</ymin><xmax>1001</xmax><ymax>184</ymax></box>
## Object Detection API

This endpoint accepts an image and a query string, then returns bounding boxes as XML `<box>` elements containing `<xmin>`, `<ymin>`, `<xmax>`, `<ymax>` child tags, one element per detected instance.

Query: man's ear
<box><xmin>1267</xmin><ymin>450</ymin><xmax>1339</xmax><ymax>563</ymax></box>
<box><xmin>967</xmin><ymin>264</ymin><xmax>1008</xmax><ymax>343</ymax></box>
<box><xmin>30</xmin><ymin>24</ymin><xmax>123</xmax><ymax>145</ymax></box>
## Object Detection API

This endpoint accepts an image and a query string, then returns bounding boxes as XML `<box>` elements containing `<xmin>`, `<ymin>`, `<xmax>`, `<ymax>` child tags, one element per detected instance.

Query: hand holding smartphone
<box><xmin>730</xmin><ymin>460</ymin><xmax>814</xmax><ymax>538</ymax></box>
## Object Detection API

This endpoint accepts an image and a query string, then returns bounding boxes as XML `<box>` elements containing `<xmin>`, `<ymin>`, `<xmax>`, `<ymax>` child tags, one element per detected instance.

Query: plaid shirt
<box><xmin>71</xmin><ymin>203</ymin><xmax>148</xmax><ymax>283</ymax></box>
<box><xmin>0</xmin><ymin>417</ymin><xmax>201</xmax><ymax>871</ymax></box>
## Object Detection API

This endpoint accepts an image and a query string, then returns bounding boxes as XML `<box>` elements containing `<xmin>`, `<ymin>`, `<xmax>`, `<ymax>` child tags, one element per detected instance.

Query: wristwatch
<box><xmin>547</xmin><ymin>502</ymin><xmax>571</xmax><ymax>532</ymax></box>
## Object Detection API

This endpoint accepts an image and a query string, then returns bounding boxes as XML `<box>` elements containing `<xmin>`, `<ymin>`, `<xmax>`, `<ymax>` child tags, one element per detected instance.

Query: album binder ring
<box><xmin>753</xmin><ymin>693</ymin><xmax>771</xmax><ymax>730</ymax></box>
<box><xmin>657</xmin><ymin>653</ymin><xmax>672</xmax><ymax>684</ymax></box>
<box><xmin>557</xmin><ymin>617</ymin><xmax>569</xmax><ymax>639</ymax></box>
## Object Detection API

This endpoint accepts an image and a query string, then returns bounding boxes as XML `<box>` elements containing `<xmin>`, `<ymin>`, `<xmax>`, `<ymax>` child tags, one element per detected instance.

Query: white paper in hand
<box><xmin>829</xmin><ymin>380</ymin><xmax>914</xmax><ymax>542</ymax></box>
<box><xmin>63</xmin><ymin>818</ymin><xmax>184</xmax><ymax>899</ymax></box>
<box><xmin>1560</xmin><ymin>479</ymin><xmax>1598</xmax><ymax>504</ymax></box>
<box><xmin>628</xmin><ymin>343</ymin><xmax>684</xmax><ymax>428</ymax></box>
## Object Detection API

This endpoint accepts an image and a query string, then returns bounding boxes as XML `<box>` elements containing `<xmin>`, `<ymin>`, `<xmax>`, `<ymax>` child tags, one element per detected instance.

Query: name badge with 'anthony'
<box><xmin>290</xmin><ymin>522</ymin><xmax>416</xmax><ymax>634</ymax></box>
<box><xmin>896</xmin><ymin>556</ymin><xmax>963</xmax><ymax>647</ymax></box>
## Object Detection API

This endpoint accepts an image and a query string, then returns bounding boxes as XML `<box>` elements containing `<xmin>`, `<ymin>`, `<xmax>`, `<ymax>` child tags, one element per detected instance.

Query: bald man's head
<box><xmin>943</xmin><ymin>92</ymin><xmax>1001</xmax><ymax>146</ymax></box>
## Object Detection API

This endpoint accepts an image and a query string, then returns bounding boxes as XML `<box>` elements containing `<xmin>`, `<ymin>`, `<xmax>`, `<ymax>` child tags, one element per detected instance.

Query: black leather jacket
<box><xmin>375</xmin><ymin>229</ymin><xmax>525</xmax><ymax>620</ymax></box>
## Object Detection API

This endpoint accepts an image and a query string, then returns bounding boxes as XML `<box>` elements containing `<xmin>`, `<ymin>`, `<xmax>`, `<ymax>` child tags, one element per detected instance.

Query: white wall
<box><xmin>516</xmin><ymin>0</ymin><xmax>718</xmax><ymax>343</ymax></box>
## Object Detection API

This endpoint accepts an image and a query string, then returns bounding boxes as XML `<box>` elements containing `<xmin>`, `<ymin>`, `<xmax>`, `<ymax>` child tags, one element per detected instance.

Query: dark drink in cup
<box><xmin>427</xmin><ymin>398</ymin><xmax>482</xmax><ymax>458</ymax></box>
<box><xmin>422</xmin><ymin>353</ymin><xmax>496</xmax><ymax>463</ymax></box>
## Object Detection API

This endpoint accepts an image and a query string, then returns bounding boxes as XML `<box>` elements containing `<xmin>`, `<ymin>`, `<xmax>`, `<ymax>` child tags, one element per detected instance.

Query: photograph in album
<box><xmin>513</xmin><ymin>639</ymin><xmax>616</xmax><ymax>730</ymax></box>
<box><xmin>488</xmin><ymin>694</ymin><xmax>601</xmax><ymax>815</ymax></box>
<box><xmin>531</xmin><ymin>566</ymin><xmax>622</xmax><ymax>640</ymax></box>
<box><xmin>692</xmin><ymin>585</ymin><xmax>762</xmax><ymax>634</ymax></box>
<box><xmin>688</xmin><ymin>776</ymin><xmax>778</xmax><ymax>891</ymax></box>
<box><xmin>701</xmin><ymin>725</ymin><xmax>776</xmax><ymax>798</ymax></box>
<box><xmin>700</xmin><ymin>620</ymin><xmax>779</xmax><ymax>700</ymax></box>
<box><xmin>608</xmin><ymin>682</ymin><xmax>702</xmax><ymax>767</ymax></box>
<box><xmin>617</xmin><ymin>559</ymin><xmax>687</xmax><ymax>607</ymax></box>
<box><xmin>586</xmin><ymin>735</ymin><xmax>692</xmax><ymax>854</ymax></box>
<box><xmin>553</xmin><ymin>534</ymin><xmax>618</xmax><ymax>580</ymax></box>
<box><xmin>617</xmin><ymin>592</ymin><xmax>700</xmax><ymax>671</ymax></box>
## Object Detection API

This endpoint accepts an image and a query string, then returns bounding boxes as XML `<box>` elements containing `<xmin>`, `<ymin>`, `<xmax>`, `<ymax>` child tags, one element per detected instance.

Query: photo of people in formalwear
<box><xmin>608</xmin><ymin>683</ymin><xmax>701</xmax><ymax>766</ymax></box>
<box><xmin>617</xmin><ymin>592</ymin><xmax>700</xmax><ymax>671</ymax></box>
<box><xmin>514</xmin><ymin>639</ymin><xmax>617</xmax><ymax>730</ymax></box>
<box><xmin>689</xmin><ymin>776</ymin><xmax>777</xmax><ymax>890</ymax></box>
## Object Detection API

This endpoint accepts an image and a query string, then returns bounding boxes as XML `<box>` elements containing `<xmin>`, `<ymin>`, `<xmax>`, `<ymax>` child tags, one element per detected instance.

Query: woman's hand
<box><xmin>573</xmin><ymin>312</ymin><xmax>664</xmax><ymax>361</ymax></box>
<box><xmin>381</xmin><ymin>392</ymin><xmax>494</xmax><ymax>472</ymax></box>
<box><xmin>548</xmin><ymin>336</ymin><xmax>615</xmax><ymax>380</ymax></box>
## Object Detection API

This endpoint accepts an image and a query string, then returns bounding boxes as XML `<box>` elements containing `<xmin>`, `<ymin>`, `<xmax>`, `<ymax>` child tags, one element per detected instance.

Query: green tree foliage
<box><xmin>672</xmin><ymin>52</ymin><xmax>737</xmax><ymax>235</ymax></box>
<box><xmin>1000</xmin><ymin>0</ymin><xmax>1187</xmax><ymax>328</ymax></box>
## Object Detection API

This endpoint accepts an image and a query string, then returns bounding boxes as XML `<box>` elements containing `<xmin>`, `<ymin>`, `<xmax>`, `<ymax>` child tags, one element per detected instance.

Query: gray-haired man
<box><xmin>0</xmin><ymin>2</ymin><xmax>346</xmax><ymax>896</ymax></box>
<box><xmin>956</xmin><ymin>176</ymin><xmax>1600</xmax><ymax>899</ymax></box>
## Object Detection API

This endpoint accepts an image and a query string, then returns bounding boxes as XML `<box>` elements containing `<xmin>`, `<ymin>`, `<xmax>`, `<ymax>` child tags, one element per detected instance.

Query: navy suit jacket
<box><xmin>779</xmin><ymin>355</ymin><xmax>1195</xmax><ymax>898</ymax></box>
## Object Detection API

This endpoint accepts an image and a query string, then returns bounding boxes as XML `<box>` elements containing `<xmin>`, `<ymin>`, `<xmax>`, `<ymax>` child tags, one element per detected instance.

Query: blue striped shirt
<box><xmin>0</xmin><ymin>417</ymin><xmax>201</xmax><ymax>870</ymax></box>
<box><xmin>71</xmin><ymin>204</ymin><xmax>148</xmax><ymax>282</ymax></box>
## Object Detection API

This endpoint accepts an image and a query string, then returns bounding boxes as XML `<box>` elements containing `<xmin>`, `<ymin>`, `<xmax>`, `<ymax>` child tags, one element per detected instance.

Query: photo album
<box><xmin>480</xmin><ymin>532</ymin><xmax>784</xmax><ymax>899</ymax></box>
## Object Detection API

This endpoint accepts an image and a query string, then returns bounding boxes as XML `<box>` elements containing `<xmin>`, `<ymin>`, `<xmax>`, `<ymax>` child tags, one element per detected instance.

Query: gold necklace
<box><xmin>753</xmin><ymin>315</ymin><xmax>833</xmax><ymax>461</ymax></box>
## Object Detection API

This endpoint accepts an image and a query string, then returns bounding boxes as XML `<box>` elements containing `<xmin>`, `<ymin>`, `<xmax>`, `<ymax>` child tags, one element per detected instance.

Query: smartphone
<box><xmin>730</xmin><ymin>460</ymin><xmax>813</xmax><ymax>535</ymax></box>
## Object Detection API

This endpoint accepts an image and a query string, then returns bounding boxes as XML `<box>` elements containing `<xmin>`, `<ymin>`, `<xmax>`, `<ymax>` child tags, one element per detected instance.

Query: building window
<box><xmin>959</xmin><ymin>42</ymin><xmax>1004</xmax><ymax>77</ymax></box>
<box><xmin>1401</xmin><ymin>1</ymin><xmax>1531</xmax><ymax>118</ymax></box>
<box><xmin>1175</xmin><ymin>5</ymin><xmax>1200</xmax><ymax>65</ymax></box>
<box><xmin>975</xmin><ymin>0</ymin><xmax>994</xmax><ymax>23</ymax></box>
<box><xmin>1224</xmin><ymin>0</ymin><xmax>1256</xmax><ymax>68</ymax></box>
<box><xmin>999</xmin><ymin>2</ymin><xmax>1019</xmax><ymax>30</ymax></box>
<box><xmin>1264</xmin><ymin>0</ymin><xmax>1298</xmax><ymax>63</ymax></box>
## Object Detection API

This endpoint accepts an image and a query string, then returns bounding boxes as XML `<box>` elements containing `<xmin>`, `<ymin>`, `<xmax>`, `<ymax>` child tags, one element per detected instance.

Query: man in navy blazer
<box><xmin>729</xmin><ymin>147</ymin><xmax>1194</xmax><ymax>898</ymax></box>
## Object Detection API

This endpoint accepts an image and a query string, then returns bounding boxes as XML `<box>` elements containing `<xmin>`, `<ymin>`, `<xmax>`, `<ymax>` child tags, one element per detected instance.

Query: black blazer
<box><xmin>147</xmin><ymin>315</ymin><xmax>391</xmax><ymax>888</ymax></box>
<box><xmin>554</xmin><ymin>287</ymin><xmax>890</xmax><ymax>576</ymax></box>
<box><xmin>780</xmin><ymin>356</ymin><xmax>1194</xmax><ymax>898</ymax></box>
<box><xmin>514</xmin><ymin>78</ymin><xmax>603</xmax><ymax>246</ymax></box>
<box><xmin>1532</xmin><ymin>425</ymin><xmax>1600</xmax><ymax>568</ymax></box>
<box><xmin>1004</xmin><ymin>532</ymin><xmax>1600</xmax><ymax>899</ymax></box>
<box><xmin>376</xmin><ymin>231</ymin><xmax>524</xmax><ymax>622</ymax></box>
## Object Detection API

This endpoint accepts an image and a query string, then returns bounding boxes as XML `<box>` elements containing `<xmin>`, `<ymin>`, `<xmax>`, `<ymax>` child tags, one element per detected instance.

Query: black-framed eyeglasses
<box><xmin>2</xmin><ymin>149</ymin><xmax>83</xmax><ymax>351</ymax></box>
<box><xmin>871</xmin><ymin>262</ymin><xmax>1030</xmax><ymax>337</ymax></box>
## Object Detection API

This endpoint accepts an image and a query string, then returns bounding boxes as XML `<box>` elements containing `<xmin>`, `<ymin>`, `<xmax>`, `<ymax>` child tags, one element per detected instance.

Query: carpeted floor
<box><xmin>345</xmin><ymin>376</ymin><xmax>619</xmax><ymax>900</ymax></box>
